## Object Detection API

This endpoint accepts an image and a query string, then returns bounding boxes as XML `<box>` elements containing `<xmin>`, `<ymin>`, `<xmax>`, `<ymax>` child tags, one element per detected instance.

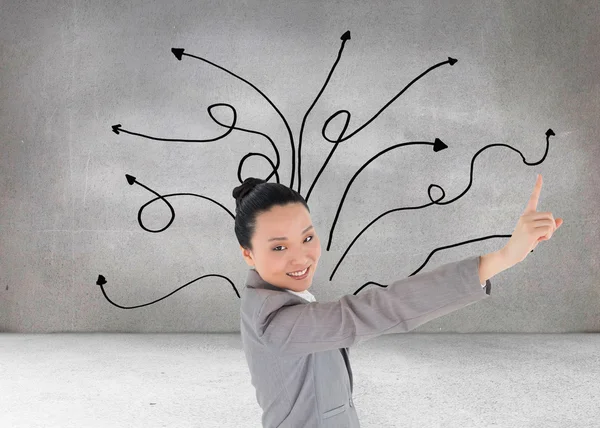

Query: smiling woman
<box><xmin>234</xmin><ymin>176</ymin><xmax>493</xmax><ymax>427</ymax></box>
<box><xmin>232</xmin><ymin>177</ymin><xmax>321</xmax><ymax>292</ymax></box>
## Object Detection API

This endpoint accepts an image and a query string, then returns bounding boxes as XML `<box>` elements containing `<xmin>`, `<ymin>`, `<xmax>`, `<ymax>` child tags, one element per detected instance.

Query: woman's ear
<box><xmin>240</xmin><ymin>246</ymin><xmax>254</xmax><ymax>267</ymax></box>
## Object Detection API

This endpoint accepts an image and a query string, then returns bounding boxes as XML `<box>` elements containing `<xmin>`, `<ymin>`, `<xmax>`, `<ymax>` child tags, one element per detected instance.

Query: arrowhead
<box><xmin>125</xmin><ymin>174</ymin><xmax>136</xmax><ymax>185</ymax></box>
<box><xmin>433</xmin><ymin>138</ymin><xmax>448</xmax><ymax>152</ymax></box>
<box><xmin>448</xmin><ymin>57</ymin><xmax>457</xmax><ymax>65</ymax></box>
<box><xmin>341</xmin><ymin>30</ymin><xmax>351</xmax><ymax>41</ymax></box>
<box><xmin>96</xmin><ymin>274</ymin><xmax>107</xmax><ymax>286</ymax></box>
<box><xmin>546</xmin><ymin>128</ymin><xmax>555</xmax><ymax>137</ymax></box>
<box><xmin>112</xmin><ymin>124</ymin><xmax>121</xmax><ymax>134</ymax></box>
<box><xmin>171</xmin><ymin>48</ymin><xmax>184</xmax><ymax>60</ymax></box>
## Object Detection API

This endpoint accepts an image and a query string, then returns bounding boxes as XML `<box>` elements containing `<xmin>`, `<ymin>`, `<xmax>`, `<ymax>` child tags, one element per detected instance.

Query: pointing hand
<box><xmin>500</xmin><ymin>174</ymin><xmax>564</xmax><ymax>266</ymax></box>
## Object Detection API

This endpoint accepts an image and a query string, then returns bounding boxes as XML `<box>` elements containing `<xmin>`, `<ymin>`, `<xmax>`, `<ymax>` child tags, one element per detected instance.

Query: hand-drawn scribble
<box><xmin>97</xmin><ymin>30</ymin><xmax>556</xmax><ymax>308</ymax></box>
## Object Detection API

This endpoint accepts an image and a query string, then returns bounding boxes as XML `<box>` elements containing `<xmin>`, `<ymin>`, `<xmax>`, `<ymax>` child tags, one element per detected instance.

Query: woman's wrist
<box><xmin>479</xmin><ymin>250</ymin><xmax>514</xmax><ymax>284</ymax></box>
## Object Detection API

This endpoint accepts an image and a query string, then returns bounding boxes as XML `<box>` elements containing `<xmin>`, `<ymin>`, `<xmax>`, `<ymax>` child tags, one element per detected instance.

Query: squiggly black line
<box><xmin>328</xmin><ymin>129</ymin><xmax>555</xmax><ymax>281</ymax></box>
<box><xmin>98</xmin><ymin>31</ymin><xmax>554</xmax><ymax>309</ymax></box>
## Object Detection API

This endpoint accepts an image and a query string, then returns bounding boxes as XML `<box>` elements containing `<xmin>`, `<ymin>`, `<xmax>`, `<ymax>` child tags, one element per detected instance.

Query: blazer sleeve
<box><xmin>255</xmin><ymin>254</ymin><xmax>492</xmax><ymax>356</ymax></box>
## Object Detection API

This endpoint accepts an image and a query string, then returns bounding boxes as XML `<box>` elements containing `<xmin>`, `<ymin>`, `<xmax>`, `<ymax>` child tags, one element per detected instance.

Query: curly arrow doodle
<box><xmin>327</xmin><ymin>128</ymin><xmax>555</xmax><ymax>280</ymax></box>
<box><xmin>302</xmin><ymin>55</ymin><xmax>457</xmax><ymax>202</ymax></box>
<box><xmin>96</xmin><ymin>272</ymin><xmax>239</xmax><ymax>309</ymax></box>
<box><xmin>98</xmin><ymin>30</ymin><xmax>555</xmax><ymax>309</ymax></box>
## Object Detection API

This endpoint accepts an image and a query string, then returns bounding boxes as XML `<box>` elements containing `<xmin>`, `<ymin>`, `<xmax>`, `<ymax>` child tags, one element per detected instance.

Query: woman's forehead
<box><xmin>256</xmin><ymin>206</ymin><xmax>312</xmax><ymax>235</ymax></box>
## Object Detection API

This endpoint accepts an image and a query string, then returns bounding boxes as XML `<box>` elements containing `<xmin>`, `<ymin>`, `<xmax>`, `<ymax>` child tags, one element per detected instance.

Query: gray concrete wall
<box><xmin>1</xmin><ymin>0</ymin><xmax>598</xmax><ymax>332</ymax></box>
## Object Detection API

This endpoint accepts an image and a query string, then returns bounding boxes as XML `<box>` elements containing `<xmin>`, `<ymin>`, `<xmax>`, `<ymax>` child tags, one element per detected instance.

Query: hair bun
<box><xmin>233</xmin><ymin>177</ymin><xmax>265</xmax><ymax>202</ymax></box>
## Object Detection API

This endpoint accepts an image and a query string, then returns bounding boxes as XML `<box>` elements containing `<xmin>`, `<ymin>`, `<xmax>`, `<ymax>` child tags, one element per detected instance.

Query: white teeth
<box><xmin>287</xmin><ymin>267</ymin><xmax>308</xmax><ymax>276</ymax></box>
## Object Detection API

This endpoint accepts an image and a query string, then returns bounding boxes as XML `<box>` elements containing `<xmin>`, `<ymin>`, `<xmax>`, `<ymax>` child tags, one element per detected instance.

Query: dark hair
<box><xmin>232</xmin><ymin>177</ymin><xmax>310</xmax><ymax>252</ymax></box>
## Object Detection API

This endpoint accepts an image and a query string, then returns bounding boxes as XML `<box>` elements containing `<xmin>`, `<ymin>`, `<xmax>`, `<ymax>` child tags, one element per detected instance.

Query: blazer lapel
<box><xmin>246</xmin><ymin>268</ymin><xmax>354</xmax><ymax>394</ymax></box>
<box><xmin>339</xmin><ymin>347</ymin><xmax>353</xmax><ymax>394</ymax></box>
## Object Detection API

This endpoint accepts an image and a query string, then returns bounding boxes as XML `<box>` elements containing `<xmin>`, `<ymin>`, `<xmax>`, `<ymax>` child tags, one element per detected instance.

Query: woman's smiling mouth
<box><xmin>286</xmin><ymin>265</ymin><xmax>311</xmax><ymax>279</ymax></box>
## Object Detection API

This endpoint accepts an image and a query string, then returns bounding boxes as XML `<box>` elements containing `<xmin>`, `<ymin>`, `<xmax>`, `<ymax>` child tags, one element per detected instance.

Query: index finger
<box><xmin>525</xmin><ymin>174</ymin><xmax>543</xmax><ymax>213</ymax></box>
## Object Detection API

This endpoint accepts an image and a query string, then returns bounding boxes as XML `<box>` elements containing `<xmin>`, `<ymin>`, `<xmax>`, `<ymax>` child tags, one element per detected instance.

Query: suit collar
<box><xmin>245</xmin><ymin>269</ymin><xmax>316</xmax><ymax>303</ymax></box>
<box><xmin>245</xmin><ymin>268</ymin><xmax>287</xmax><ymax>292</ymax></box>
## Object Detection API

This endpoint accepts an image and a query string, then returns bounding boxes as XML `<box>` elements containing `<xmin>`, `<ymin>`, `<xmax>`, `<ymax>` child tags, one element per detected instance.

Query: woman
<box><xmin>235</xmin><ymin>175</ymin><xmax>561</xmax><ymax>427</ymax></box>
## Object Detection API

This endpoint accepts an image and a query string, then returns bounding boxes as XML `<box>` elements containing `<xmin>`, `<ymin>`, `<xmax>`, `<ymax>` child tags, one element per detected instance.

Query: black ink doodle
<box><xmin>97</xmin><ymin>30</ymin><xmax>555</xmax><ymax>309</ymax></box>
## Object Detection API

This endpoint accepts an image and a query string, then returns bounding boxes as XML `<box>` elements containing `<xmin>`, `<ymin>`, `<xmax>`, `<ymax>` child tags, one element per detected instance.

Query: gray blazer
<box><xmin>240</xmin><ymin>255</ymin><xmax>492</xmax><ymax>427</ymax></box>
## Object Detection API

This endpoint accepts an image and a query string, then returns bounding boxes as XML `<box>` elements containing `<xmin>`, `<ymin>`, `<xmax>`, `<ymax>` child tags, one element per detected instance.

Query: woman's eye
<box><xmin>273</xmin><ymin>235</ymin><xmax>313</xmax><ymax>251</ymax></box>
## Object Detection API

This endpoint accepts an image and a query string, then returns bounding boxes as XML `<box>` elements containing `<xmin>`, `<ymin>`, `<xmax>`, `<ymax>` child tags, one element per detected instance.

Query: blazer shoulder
<box><xmin>241</xmin><ymin>286</ymin><xmax>298</xmax><ymax>323</ymax></box>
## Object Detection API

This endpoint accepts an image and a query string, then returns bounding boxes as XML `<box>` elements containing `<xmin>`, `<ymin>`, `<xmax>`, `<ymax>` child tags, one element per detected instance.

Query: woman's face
<box><xmin>240</xmin><ymin>203</ymin><xmax>321</xmax><ymax>292</ymax></box>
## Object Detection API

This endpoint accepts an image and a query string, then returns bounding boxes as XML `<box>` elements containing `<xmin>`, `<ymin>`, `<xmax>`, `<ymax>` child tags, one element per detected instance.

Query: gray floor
<box><xmin>1</xmin><ymin>333</ymin><xmax>598</xmax><ymax>427</ymax></box>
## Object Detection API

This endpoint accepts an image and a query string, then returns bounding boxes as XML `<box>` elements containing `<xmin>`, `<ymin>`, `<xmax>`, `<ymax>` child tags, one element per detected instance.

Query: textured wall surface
<box><xmin>2</xmin><ymin>0</ymin><xmax>599</xmax><ymax>332</ymax></box>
